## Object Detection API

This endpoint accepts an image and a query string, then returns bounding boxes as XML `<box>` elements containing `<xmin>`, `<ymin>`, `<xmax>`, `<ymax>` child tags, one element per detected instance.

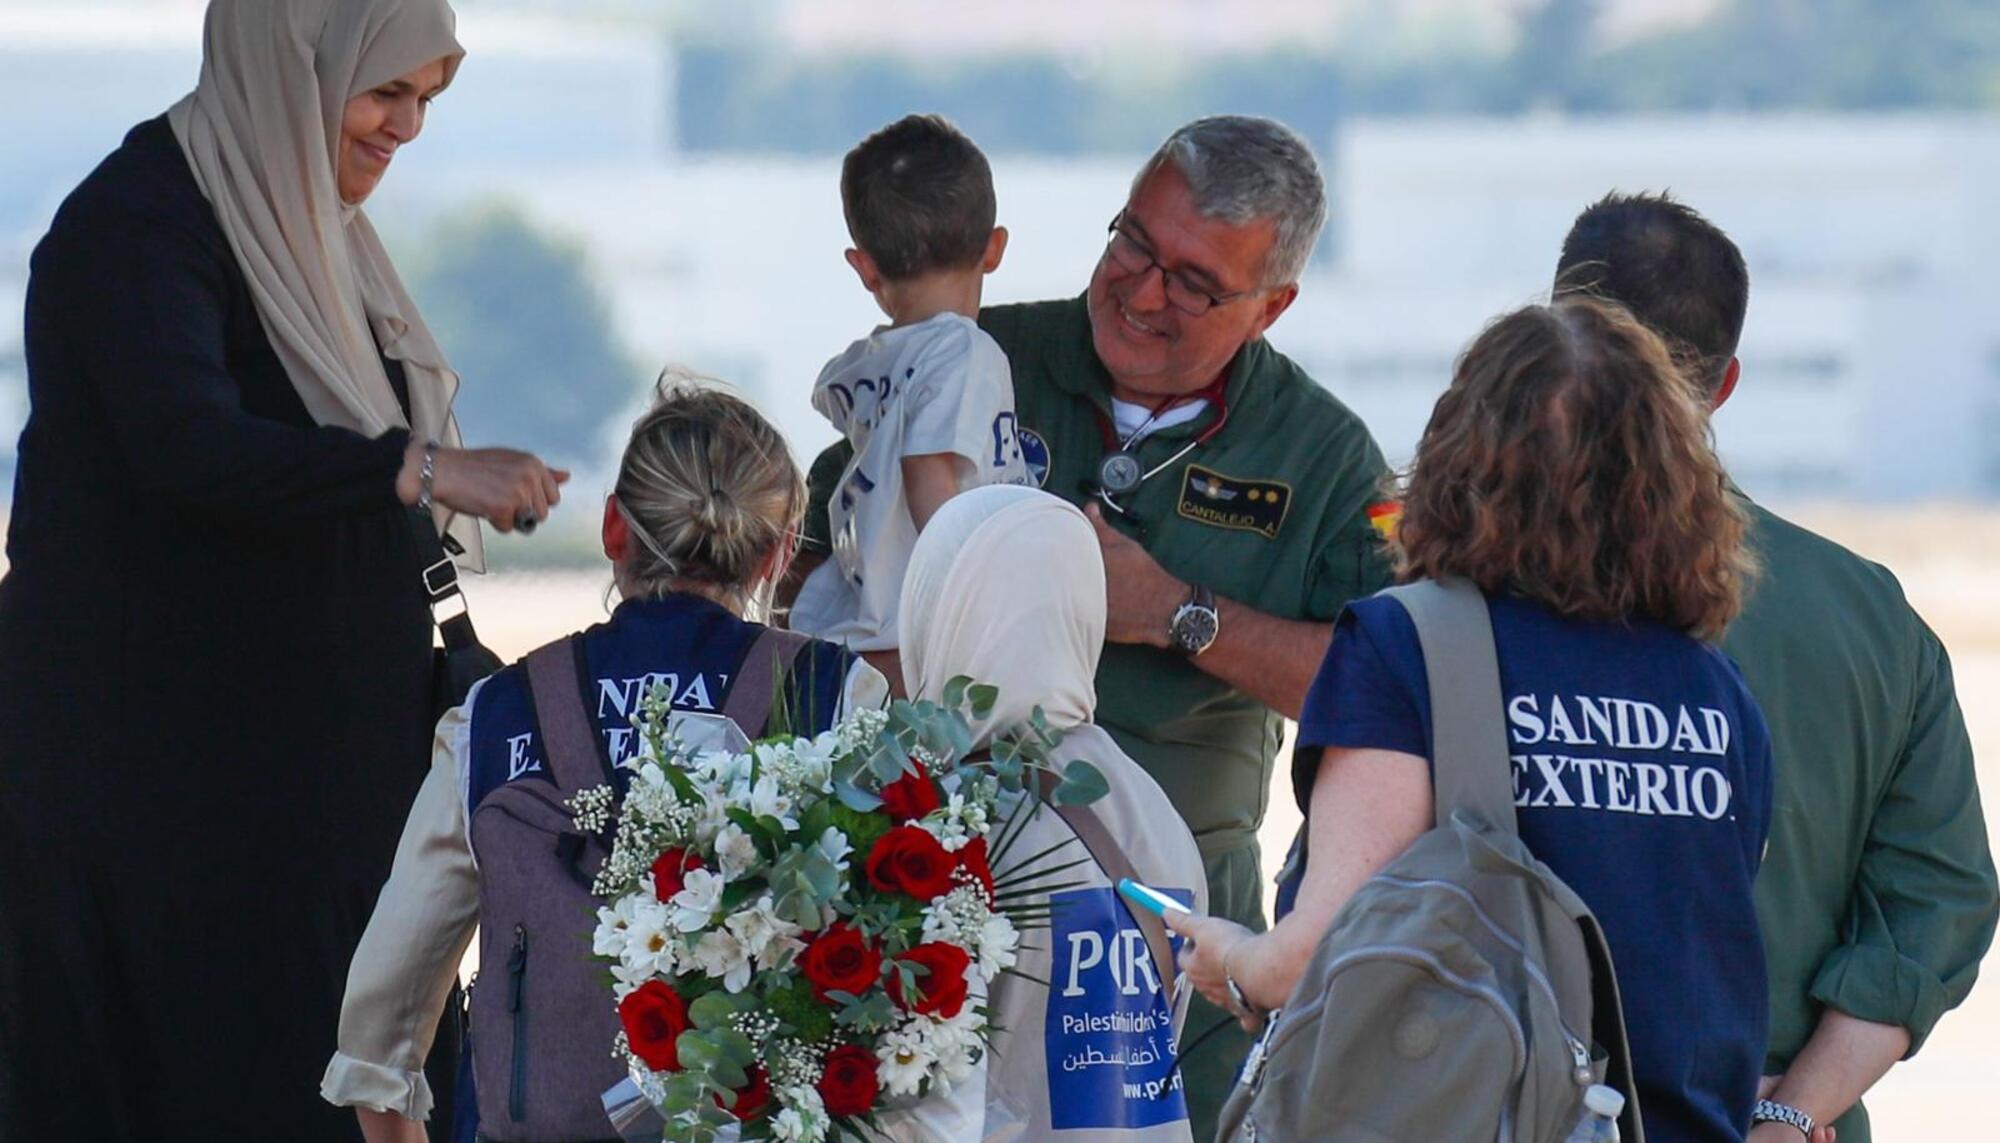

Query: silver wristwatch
<box><xmin>1168</xmin><ymin>584</ymin><xmax>1219</xmax><ymax>657</ymax></box>
<box><xmin>1752</xmin><ymin>1099</ymin><xmax>1813</xmax><ymax>1138</ymax></box>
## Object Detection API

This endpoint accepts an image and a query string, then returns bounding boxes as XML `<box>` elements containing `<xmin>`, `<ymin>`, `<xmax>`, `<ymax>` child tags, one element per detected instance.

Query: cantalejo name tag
<box><xmin>1176</xmin><ymin>464</ymin><xmax>1291</xmax><ymax>539</ymax></box>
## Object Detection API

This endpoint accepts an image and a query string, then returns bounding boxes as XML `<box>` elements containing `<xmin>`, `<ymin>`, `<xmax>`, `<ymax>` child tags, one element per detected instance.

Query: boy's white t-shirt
<box><xmin>791</xmin><ymin>312</ymin><xmax>1029</xmax><ymax>651</ymax></box>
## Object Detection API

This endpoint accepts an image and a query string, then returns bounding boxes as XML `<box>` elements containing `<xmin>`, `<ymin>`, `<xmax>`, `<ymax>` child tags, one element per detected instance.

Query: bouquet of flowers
<box><xmin>572</xmin><ymin>678</ymin><xmax>1108</xmax><ymax>1143</ymax></box>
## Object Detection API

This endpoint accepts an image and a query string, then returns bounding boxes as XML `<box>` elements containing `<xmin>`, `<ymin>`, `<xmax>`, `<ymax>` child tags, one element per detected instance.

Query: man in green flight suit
<box><xmin>1556</xmin><ymin>192</ymin><xmax>1998</xmax><ymax>1143</ymax></box>
<box><xmin>788</xmin><ymin>116</ymin><xmax>1393</xmax><ymax>1139</ymax></box>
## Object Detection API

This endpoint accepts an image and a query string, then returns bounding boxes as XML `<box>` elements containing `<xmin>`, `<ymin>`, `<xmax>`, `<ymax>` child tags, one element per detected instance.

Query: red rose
<box><xmin>617</xmin><ymin>980</ymin><xmax>690</xmax><ymax>1072</ymax></box>
<box><xmin>865</xmin><ymin>825</ymin><xmax>956</xmax><ymax>901</ymax></box>
<box><xmin>880</xmin><ymin>761</ymin><xmax>942</xmax><ymax>822</ymax></box>
<box><xmin>716</xmin><ymin>1064</ymin><xmax>772</xmax><ymax>1121</ymax></box>
<box><xmin>798</xmin><ymin>923</ymin><xmax>883</xmax><ymax>1002</ymax></box>
<box><xmin>650</xmin><ymin>847</ymin><xmax>704</xmax><ymax>902</ymax></box>
<box><xmin>817</xmin><ymin>1043</ymin><xmax>882</xmax><ymax>1117</ymax></box>
<box><xmin>890</xmin><ymin>942</ymin><xmax>972</xmax><ymax>1018</ymax></box>
<box><xmin>955</xmin><ymin>836</ymin><xmax>995</xmax><ymax>904</ymax></box>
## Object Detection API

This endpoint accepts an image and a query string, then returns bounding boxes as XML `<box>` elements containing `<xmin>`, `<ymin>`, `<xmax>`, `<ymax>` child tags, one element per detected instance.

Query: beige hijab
<box><xmin>900</xmin><ymin>485</ymin><xmax>1104</xmax><ymax>744</ymax></box>
<box><xmin>168</xmin><ymin>0</ymin><xmax>481</xmax><ymax>564</ymax></box>
<box><xmin>898</xmin><ymin>485</ymin><xmax>1207</xmax><ymax>1142</ymax></box>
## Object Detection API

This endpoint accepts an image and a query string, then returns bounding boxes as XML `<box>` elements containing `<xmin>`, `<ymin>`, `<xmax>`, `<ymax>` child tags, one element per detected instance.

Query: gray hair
<box><xmin>1136</xmin><ymin>115</ymin><xmax>1328</xmax><ymax>287</ymax></box>
<box><xmin>614</xmin><ymin>368</ymin><xmax>804</xmax><ymax>620</ymax></box>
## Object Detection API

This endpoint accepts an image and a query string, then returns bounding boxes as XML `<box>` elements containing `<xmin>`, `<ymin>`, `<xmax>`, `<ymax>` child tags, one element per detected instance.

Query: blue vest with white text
<box><xmin>466</xmin><ymin>594</ymin><xmax>853</xmax><ymax>811</ymax></box>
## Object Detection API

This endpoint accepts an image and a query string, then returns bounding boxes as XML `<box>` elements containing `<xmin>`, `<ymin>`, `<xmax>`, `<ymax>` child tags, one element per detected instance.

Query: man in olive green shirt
<box><xmin>792</xmin><ymin>116</ymin><xmax>1393</xmax><ymax>1139</ymax></box>
<box><xmin>1556</xmin><ymin>192</ymin><xmax>1998</xmax><ymax>1143</ymax></box>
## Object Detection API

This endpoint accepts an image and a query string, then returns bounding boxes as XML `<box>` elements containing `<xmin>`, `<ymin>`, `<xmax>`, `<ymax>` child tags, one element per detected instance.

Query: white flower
<box><xmin>715</xmin><ymin>822</ymin><xmax>761</xmax><ymax>881</ymax></box>
<box><xmin>592</xmin><ymin>894</ymin><xmax>650</xmax><ymax>959</ymax></box>
<box><xmin>921</xmin><ymin>792</ymin><xmax>991</xmax><ymax>853</ymax></box>
<box><xmin>747</xmin><ymin>774</ymin><xmax>799</xmax><ymax>830</ymax></box>
<box><xmin>616</xmin><ymin>899</ymin><xmax>679</xmax><ymax>978</ymax></box>
<box><xmin>725</xmin><ymin>895</ymin><xmax>804</xmax><ymax>969</ymax></box>
<box><xmin>693</xmin><ymin>747</ymin><xmax>748</xmax><ymax>787</ymax></box>
<box><xmin>928</xmin><ymin>1007</ymin><xmax>986</xmax><ymax>1086</ymax></box>
<box><xmin>814</xmin><ymin>826</ymin><xmax>852</xmax><ymax>873</ymax></box>
<box><xmin>692</xmin><ymin>787</ymin><xmax>731</xmax><ymax>846</ymax></box>
<box><xmin>771</xmin><ymin>1103</ymin><xmax>827</xmax><ymax>1143</ymax></box>
<box><xmin>691</xmin><ymin>927</ymin><xmax>754</xmax><ymax>993</ymax></box>
<box><xmin>669</xmin><ymin>868</ymin><xmax>725</xmax><ymax>932</ymax></box>
<box><xmin>875</xmin><ymin>1022</ymin><xmax>937</xmax><ymax>1098</ymax></box>
<box><xmin>977</xmin><ymin>912</ymin><xmax>1020</xmax><ymax>979</ymax></box>
<box><xmin>609</xmin><ymin>960</ymin><xmax>654</xmax><ymax>1001</ymax></box>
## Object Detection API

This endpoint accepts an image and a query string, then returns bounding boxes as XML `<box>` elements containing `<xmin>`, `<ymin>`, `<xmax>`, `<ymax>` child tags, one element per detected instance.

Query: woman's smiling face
<box><xmin>336</xmin><ymin>56</ymin><xmax>449</xmax><ymax>205</ymax></box>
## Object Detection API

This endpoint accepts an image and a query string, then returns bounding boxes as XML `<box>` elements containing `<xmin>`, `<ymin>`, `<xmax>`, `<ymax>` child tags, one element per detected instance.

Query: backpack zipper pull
<box><xmin>508</xmin><ymin>924</ymin><xmax>528</xmax><ymax>1013</ymax></box>
<box><xmin>1567</xmin><ymin>1032</ymin><xmax>1592</xmax><ymax>1084</ymax></box>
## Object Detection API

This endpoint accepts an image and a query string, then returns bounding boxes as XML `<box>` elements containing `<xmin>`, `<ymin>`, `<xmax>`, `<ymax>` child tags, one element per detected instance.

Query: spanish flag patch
<box><xmin>1367</xmin><ymin>501</ymin><xmax>1402</xmax><ymax>539</ymax></box>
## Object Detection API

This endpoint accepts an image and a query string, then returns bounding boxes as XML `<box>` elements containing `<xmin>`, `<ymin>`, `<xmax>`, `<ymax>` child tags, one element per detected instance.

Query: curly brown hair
<box><xmin>1395</xmin><ymin>296</ymin><xmax>1754</xmax><ymax>640</ymax></box>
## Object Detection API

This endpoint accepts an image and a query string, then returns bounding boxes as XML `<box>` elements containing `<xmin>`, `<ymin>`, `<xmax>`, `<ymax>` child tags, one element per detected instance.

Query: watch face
<box><xmin>1172</xmin><ymin>605</ymin><xmax>1218</xmax><ymax>653</ymax></box>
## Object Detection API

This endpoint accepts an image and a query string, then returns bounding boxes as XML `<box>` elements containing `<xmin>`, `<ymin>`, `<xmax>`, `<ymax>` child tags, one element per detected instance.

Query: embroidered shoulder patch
<box><xmin>1176</xmin><ymin>464</ymin><xmax>1291</xmax><ymax>540</ymax></box>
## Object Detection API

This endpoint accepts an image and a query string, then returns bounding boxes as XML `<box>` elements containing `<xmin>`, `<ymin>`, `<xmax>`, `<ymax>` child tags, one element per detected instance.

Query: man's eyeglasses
<box><xmin>1102</xmin><ymin>215</ymin><xmax>1262</xmax><ymax>317</ymax></box>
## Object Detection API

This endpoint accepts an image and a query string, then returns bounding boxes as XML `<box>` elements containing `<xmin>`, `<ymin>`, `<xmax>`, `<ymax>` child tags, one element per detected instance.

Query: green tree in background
<box><xmin>406</xmin><ymin>204</ymin><xmax>635</xmax><ymax>468</ymax></box>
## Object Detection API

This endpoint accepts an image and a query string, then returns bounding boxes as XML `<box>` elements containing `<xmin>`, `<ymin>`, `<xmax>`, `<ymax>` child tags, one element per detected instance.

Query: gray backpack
<box><xmin>1218</xmin><ymin>580</ymin><xmax>1644</xmax><ymax>1143</ymax></box>
<box><xmin>467</xmin><ymin>626</ymin><xmax>810</xmax><ymax>1142</ymax></box>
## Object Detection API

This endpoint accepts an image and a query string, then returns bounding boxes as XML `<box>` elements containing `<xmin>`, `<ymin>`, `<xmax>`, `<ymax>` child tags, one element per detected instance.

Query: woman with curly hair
<box><xmin>1170</xmin><ymin>296</ymin><xmax>1774</xmax><ymax>1142</ymax></box>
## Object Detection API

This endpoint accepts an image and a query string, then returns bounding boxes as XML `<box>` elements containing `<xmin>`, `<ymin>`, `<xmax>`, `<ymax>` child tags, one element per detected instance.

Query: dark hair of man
<box><xmin>840</xmin><ymin>114</ymin><xmax>996</xmax><ymax>281</ymax></box>
<box><xmin>1395</xmin><ymin>297</ymin><xmax>1755</xmax><ymax>641</ymax></box>
<box><xmin>1554</xmin><ymin>191</ymin><xmax>1749</xmax><ymax>394</ymax></box>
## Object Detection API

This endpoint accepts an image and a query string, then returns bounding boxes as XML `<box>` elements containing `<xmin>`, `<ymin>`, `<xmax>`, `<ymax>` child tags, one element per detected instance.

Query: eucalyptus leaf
<box><xmin>687</xmin><ymin>991</ymin><xmax>739</xmax><ymax>1030</ymax></box>
<box><xmin>676</xmin><ymin>1031</ymin><xmax>721</xmax><ymax>1071</ymax></box>
<box><xmin>942</xmin><ymin>676</ymin><xmax>971</xmax><ymax>710</ymax></box>
<box><xmin>1054</xmin><ymin>758</ymin><xmax>1109</xmax><ymax>805</ymax></box>
<box><xmin>709</xmin><ymin>1057</ymin><xmax>749</xmax><ymax>1092</ymax></box>
<box><xmin>833</xmin><ymin>780</ymin><xmax>884</xmax><ymax>812</ymax></box>
<box><xmin>659</xmin><ymin>1073</ymin><xmax>704</xmax><ymax>1113</ymax></box>
<box><xmin>713</xmin><ymin>1027</ymin><xmax>757</xmax><ymax>1066</ymax></box>
<box><xmin>967</xmin><ymin>683</ymin><xmax>999</xmax><ymax>719</ymax></box>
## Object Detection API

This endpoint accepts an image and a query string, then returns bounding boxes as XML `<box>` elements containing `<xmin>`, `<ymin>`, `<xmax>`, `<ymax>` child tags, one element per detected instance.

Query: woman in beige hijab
<box><xmin>0</xmin><ymin>2</ymin><xmax>560</xmax><ymax>1138</ymax></box>
<box><xmin>900</xmin><ymin>485</ymin><xmax>1210</xmax><ymax>1142</ymax></box>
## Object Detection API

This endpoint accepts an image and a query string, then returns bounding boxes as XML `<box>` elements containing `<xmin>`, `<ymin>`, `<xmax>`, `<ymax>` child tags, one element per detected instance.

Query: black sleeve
<box><xmin>68</xmin><ymin>211</ymin><xmax>411</xmax><ymax>521</ymax></box>
<box><xmin>800</xmin><ymin>439</ymin><xmax>854</xmax><ymax>556</ymax></box>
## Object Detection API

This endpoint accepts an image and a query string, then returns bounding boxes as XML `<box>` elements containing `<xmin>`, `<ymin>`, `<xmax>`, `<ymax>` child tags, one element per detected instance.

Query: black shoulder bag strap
<box><xmin>408</xmin><ymin>511</ymin><xmax>503</xmax><ymax>710</ymax></box>
<box><xmin>722</xmin><ymin>626</ymin><xmax>815</xmax><ymax>740</ymax></box>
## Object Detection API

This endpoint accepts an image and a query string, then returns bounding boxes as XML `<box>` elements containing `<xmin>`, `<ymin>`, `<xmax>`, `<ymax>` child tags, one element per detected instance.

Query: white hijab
<box><xmin>898</xmin><ymin>485</ymin><xmax>1206</xmax><ymax>1141</ymax></box>
<box><xmin>900</xmin><ymin>485</ymin><xmax>1104</xmax><ymax>744</ymax></box>
<box><xmin>167</xmin><ymin>0</ymin><xmax>481</xmax><ymax>564</ymax></box>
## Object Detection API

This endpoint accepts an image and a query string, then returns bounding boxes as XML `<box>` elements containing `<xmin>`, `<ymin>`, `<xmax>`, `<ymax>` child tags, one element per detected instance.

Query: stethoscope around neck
<box><xmin>1090</xmin><ymin>378</ymin><xmax>1232</xmax><ymax>515</ymax></box>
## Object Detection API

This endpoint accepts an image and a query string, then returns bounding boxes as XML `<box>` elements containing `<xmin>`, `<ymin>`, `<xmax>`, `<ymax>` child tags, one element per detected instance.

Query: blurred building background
<box><xmin>5</xmin><ymin>0</ymin><xmax>2000</xmax><ymax>505</ymax></box>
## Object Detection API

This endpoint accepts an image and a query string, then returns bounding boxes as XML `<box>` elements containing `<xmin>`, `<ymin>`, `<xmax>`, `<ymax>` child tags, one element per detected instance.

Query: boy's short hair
<box><xmin>841</xmin><ymin>114</ymin><xmax>996</xmax><ymax>281</ymax></box>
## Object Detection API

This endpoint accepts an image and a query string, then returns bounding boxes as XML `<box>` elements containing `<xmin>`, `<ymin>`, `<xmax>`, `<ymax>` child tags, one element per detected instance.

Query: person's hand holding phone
<box><xmin>1122</xmin><ymin>879</ymin><xmax>1266</xmax><ymax>1031</ymax></box>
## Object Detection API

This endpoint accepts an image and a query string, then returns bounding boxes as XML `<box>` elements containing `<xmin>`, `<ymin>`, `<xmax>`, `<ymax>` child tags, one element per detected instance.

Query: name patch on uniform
<box><xmin>1176</xmin><ymin>464</ymin><xmax>1291</xmax><ymax>540</ymax></box>
<box><xmin>1044</xmin><ymin>887</ymin><xmax>1191</xmax><ymax>1130</ymax></box>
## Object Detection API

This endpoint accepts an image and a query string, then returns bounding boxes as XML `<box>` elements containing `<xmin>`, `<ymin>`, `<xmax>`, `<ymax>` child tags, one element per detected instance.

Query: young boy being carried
<box><xmin>789</xmin><ymin>114</ymin><xmax>1029</xmax><ymax>690</ymax></box>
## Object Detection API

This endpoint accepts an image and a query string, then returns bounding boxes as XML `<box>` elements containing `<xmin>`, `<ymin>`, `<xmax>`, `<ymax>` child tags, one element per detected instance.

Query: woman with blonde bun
<box><xmin>326</xmin><ymin>376</ymin><xmax>888</xmax><ymax>1143</ymax></box>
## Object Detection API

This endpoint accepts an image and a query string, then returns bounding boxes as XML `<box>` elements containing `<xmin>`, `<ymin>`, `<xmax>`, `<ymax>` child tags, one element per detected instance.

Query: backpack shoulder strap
<box><xmin>523</xmin><ymin>634</ymin><xmax>615</xmax><ymax>796</ymax></box>
<box><xmin>1379</xmin><ymin>579</ymin><xmax>1517</xmax><ymax>834</ymax></box>
<box><xmin>1036</xmin><ymin>773</ymin><xmax>1179</xmax><ymax>1002</ymax></box>
<box><xmin>722</xmin><ymin>626</ymin><xmax>816</xmax><ymax>739</ymax></box>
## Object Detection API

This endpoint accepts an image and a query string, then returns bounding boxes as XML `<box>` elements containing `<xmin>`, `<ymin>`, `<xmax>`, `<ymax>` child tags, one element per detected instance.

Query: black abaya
<box><xmin>0</xmin><ymin>117</ymin><xmax>439</xmax><ymax>1141</ymax></box>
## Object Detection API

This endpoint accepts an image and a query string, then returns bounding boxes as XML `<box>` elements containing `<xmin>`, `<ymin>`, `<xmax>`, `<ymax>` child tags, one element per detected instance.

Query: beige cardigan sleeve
<box><xmin>320</xmin><ymin>687</ymin><xmax>483</xmax><ymax>1119</ymax></box>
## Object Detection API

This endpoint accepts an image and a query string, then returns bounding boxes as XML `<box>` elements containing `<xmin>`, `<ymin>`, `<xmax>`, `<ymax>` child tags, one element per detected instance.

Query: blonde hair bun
<box><xmin>614</xmin><ymin>369</ymin><xmax>805</xmax><ymax>614</ymax></box>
